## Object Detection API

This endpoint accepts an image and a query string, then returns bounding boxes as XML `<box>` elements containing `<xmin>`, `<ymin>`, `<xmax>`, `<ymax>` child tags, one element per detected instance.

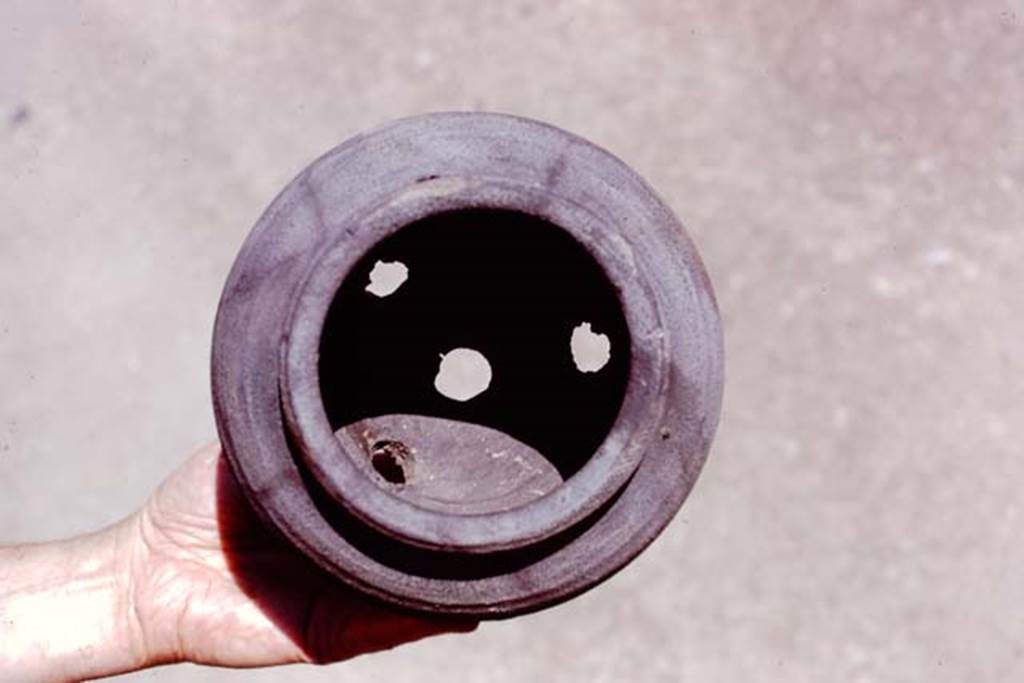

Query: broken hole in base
<box><xmin>370</xmin><ymin>440</ymin><xmax>411</xmax><ymax>484</ymax></box>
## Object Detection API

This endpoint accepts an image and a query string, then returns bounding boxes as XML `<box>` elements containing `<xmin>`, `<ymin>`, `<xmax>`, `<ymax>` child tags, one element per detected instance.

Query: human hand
<box><xmin>0</xmin><ymin>443</ymin><xmax>475</xmax><ymax>682</ymax></box>
<box><xmin>129</xmin><ymin>442</ymin><xmax>476</xmax><ymax>668</ymax></box>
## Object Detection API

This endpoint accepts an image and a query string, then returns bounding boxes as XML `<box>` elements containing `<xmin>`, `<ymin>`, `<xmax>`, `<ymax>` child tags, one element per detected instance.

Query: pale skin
<box><xmin>0</xmin><ymin>443</ymin><xmax>476</xmax><ymax>682</ymax></box>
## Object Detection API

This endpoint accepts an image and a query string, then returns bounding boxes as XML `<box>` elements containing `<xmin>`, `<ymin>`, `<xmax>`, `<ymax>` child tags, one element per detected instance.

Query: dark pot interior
<box><xmin>318</xmin><ymin>208</ymin><xmax>631</xmax><ymax>514</ymax></box>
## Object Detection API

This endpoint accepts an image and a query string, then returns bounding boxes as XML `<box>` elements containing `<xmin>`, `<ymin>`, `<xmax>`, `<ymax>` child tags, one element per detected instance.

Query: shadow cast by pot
<box><xmin>214</xmin><ymin>454</ymin><xmax>476</xmax><ymax>662</ymax></box>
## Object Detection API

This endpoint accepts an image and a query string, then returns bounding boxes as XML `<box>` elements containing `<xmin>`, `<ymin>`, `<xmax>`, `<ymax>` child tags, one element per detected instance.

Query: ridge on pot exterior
<box><xmin>211</xmin><ymin>112</ymin><xmax>724</xmax><ymax>618</ymax></box>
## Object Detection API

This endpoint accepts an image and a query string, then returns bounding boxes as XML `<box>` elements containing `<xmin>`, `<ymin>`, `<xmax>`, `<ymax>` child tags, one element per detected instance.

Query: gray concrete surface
<box><xmin>2</xmin><ymin>1</ymin><xmax>1022</xmax><ymax>680</ymax></box>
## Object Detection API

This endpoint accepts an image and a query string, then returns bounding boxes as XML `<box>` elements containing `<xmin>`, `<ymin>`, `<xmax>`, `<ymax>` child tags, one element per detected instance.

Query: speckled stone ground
<box><xmin>2</xmin><ymin>2</ymin><xmax>1022</xmax><ymax>681</ymax></box>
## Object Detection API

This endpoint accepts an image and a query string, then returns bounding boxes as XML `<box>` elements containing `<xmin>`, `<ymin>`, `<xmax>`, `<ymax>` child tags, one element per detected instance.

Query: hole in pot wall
<box><xmin>365</xmin><ymin>260</ymin><xmax>409</xmax><ymax>297</ymax></box>
<box><xmin>434</xmin><ymin>347</ymin><xmax>492</xmax><ymax>401</ymax></box>
<box><xmin>570</xmin><ymin>322</ymin><xmax>611</xmax><ymax>373</ymax></box>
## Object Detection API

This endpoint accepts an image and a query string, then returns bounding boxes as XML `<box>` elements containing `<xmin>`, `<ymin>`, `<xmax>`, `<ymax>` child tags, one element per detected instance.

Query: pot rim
<box><xmin>279</xmin><ymin>178</ymin><xmax>667</xmax><ymax>553</ymax></box>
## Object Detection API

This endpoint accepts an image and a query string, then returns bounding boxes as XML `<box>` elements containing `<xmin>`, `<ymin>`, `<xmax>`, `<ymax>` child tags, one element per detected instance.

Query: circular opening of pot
<box><xmin>318</xmin><ymin>208</ymin><xmax>630</xmax><ymax>515</ymax></box>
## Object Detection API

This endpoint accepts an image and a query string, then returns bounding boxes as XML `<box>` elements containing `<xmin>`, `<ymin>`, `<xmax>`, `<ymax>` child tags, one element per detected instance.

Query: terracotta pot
<box><xmin>211</xmin><ymin>113</ymin><xmax>723</xmax><ymax>618</ymax></box>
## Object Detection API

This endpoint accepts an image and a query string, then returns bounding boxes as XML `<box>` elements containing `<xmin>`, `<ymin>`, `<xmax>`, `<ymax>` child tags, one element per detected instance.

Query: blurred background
<box><xmin>1</xmin><ymin>1</ymin><xmax>1022</xmax><ymax>681</ymax></box>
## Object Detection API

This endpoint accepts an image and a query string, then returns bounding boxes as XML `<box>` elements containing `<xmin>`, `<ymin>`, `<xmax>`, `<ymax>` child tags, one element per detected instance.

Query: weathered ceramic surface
<box><xmin>211</xmin><ymin>112</ymin><xmax>723</xmax><ymax>617</ymax></box>
<box><xmin>338</xmin><ymin>415</ymin><xmax>564</xmax><ymax>516</ymax></box>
